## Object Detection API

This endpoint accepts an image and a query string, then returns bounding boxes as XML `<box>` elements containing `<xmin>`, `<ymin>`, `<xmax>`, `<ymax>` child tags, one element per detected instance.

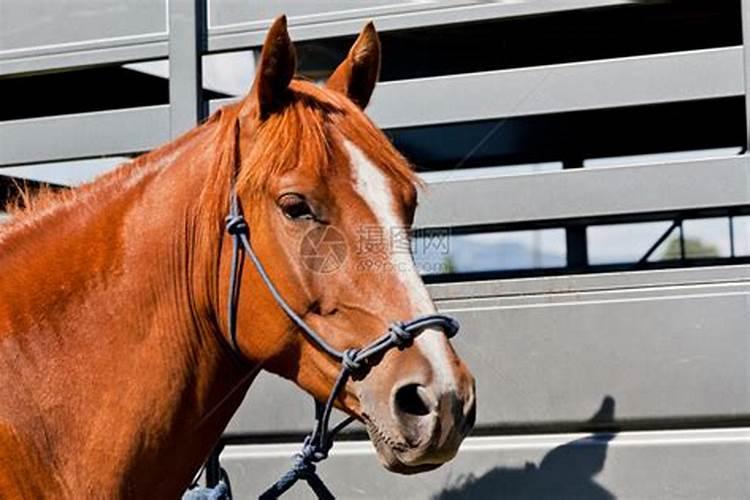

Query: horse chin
<box><xmin>365</xmin><ymin>418</ymin><xmax>447</xmax><ymax>475</ymax></box>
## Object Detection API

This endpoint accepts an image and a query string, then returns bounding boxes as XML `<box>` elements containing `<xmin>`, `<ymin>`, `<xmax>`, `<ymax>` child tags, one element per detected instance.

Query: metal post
<box><xmin>168</xmin><ymin>0</ymin><xmax>207</xmax><ymax>138</ymax></box>
<box><xmin>563</xmin><ymin>159</ymin><xmax>588</xmax><ymax>270</ymax></box>
<box><xmin>205</xmin><ymin>443</ymin><xmax>224</xmax><ymax>487</ymax></box>
<box><xmin>742</xmin><ymin>0</ymin><xmax>750</xmax><ymax>151</ymax></box>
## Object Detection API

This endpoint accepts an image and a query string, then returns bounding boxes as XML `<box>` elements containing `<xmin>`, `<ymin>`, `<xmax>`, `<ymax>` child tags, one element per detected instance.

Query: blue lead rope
<box><xmin>257</xmin><ymin>422</ymin><xmax>335</xmax><ymax>500</ymax></box>
<box><xmin>221</xmin><ymin>192</ymin><xmax>460</xmax><ymax>499</ymax></box>
<box><xmin>183</xmin><ymin>482</ymin><xmax>230</xmax><ymax>500</ymax></box>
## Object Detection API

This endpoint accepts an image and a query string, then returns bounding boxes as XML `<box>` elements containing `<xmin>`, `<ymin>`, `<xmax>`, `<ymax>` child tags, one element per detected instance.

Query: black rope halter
<box><xmin>223</xmin><ymin>190</ymin><xmax>459</xmax><ymax>500</ymax></box>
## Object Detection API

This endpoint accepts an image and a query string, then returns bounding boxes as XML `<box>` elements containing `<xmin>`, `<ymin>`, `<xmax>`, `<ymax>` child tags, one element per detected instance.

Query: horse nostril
<box><xmin>394</xmin><ymin>383</ymin><xmax>434</xmax><ymax>417</ymax></box>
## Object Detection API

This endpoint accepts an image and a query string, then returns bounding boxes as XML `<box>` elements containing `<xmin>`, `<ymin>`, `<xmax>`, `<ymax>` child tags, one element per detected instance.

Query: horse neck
<box><xmin>0</xmin><ymin>123</ymin><xmax>256</xmax><ymax>497</ymax></box>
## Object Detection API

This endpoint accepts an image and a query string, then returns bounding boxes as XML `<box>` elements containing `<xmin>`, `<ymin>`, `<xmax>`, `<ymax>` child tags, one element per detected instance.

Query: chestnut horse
<box><xmin>0</xmin><ymin>17</ymin><xmax>475</xmax><ymax>499</ymax></box>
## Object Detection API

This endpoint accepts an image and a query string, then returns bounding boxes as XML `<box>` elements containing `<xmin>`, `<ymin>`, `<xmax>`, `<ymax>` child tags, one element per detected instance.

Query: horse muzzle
<box><xmin>363</xmin><ymin>365</ymin><xmax>477</xmax><ymax>474</ymax></box>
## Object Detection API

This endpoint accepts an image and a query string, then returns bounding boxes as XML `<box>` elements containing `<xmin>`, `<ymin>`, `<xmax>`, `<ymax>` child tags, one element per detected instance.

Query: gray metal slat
<box><xmin>427</xmin><ymin>265</ymin><xmax>750</xmax><ymax>301</ymax></box>
<box><xmin>0</xmin><ymin>41</ymin><xmax>169</xmax><ymax>77</ymax></box>
<box><xmin>368</xmin><ymin>47</ymin><xmax>744</xmax><ymax>129</ymax></box>
<box><xmin>209</xmin><ymin>48</ymin><xmax>743</xmax><ymax>130</ymax></box>
<box><xmin>414</xmin><ymin>156</ymin><xmax>750</xmax><ymax>229</ymax></box>
<box><xmin>0</xmin><ymin>106</ymin><xmax>170</xmax><ymax>166</ymax></box>
<box><xmin>207</xmin><ymin>0</ymin><xmax>476</xmax><ymax>31</ymax></box>
<box><xmin>207</xmin><ymin>0</ymin><xmax>634</xmax><ymax>52</ymax></box>
<box><xmin>219</xmin><ymin>429</ymin><xmax>750</xmax><ymax>499</ymax></box>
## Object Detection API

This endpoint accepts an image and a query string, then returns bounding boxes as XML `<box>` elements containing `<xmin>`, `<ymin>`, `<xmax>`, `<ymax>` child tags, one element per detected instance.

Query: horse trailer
<box><xmin>1</xmin><ymin>1</ymin><xmax>749</xmax><ymax>498</ymax></box>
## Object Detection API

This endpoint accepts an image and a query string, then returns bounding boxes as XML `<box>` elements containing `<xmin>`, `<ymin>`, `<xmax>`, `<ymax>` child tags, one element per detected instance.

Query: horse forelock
<box><xmin>228</xmin><ymin>78</ymin><xmax>419</xmax><ymax>198</ymax></box>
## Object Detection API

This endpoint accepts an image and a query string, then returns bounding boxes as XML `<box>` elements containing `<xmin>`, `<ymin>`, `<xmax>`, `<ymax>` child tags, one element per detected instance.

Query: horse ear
<box><xmin>326</xmin><ymin>22</ymin><xmax>381</xmax><ymax>109</ymax></box>
<box><xmin>246</xmin><ymin>15</ymin><xmax>297</xmax><ymax>118</ymax></box>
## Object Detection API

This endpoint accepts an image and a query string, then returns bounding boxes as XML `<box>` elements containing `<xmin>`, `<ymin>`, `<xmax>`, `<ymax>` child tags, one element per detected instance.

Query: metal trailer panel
<box><xmin>0</xmin><ymin>106</ymin><xmax>170</xmax><ymax>166</ymax></box>
<box><xmin>207</xmin><ymin>0</ymin><xmax>633</xmax><ymax>52</ymax></box>
<box><xmin>219</xmin><ymin>429</ymin><xmax>750</xmax><ymax>499</ymax></box>
<box><xmin>414</xmin><ymin>156</ymin><xmax>750</xmax><ymax>229</ymax></box>
<box><xmin>0</xmin><ymin>0</ymin><xmax>168</xmax><ymax>76</ymax></box>
<box><xmin>223</xmin><ymin>267</ymin><xmax>750</xmax><ymax>437</ymax></box>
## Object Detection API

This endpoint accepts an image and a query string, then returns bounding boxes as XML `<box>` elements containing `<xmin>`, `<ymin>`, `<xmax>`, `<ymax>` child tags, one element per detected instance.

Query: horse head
<box><xmin>221</xmin><ymin>16</ymin><xmax>476</xmax><ymax>474</ymax></box>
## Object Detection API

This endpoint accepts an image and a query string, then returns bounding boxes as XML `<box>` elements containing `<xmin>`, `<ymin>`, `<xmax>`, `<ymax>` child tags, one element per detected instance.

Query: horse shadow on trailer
<box><xmin>434</xmin><ymin>396</ymin><xmax>618</xmax><ymax>500</ymax></box>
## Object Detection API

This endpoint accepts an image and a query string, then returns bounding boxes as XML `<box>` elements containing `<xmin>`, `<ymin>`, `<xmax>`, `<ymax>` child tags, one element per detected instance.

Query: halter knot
<box><xmin>224</xmin><ymin>214</ymin><xmax>248</xmax><ymax>235</ymax></box>
<box><xmin>388</xmin><ymin>323</ymin><xmax>414</xmax><ymax>349</ymax></box>
<box><xmin>443</xmin><ymin>316</ymin><xmax>460</xmax><ymax>339</ymax></box>
<box><xmin>292</xmin><ymin>438</ymin><xmax>329</xmax><ymax>480</ymax></box>
<box><xmin>342</xmin><ymin>348</ymin><xmax>365</xmax><ymax>375</ymax></box>
<box><xmin>292</xmin><ymin>452</ymin><xmax>318</xmax><ymax>479</ymax></box>
<box><xmin>293</xmin><ymin>462</ymin><xmax>315</xmax><ymax>480</ymax></box>
<box><xmin>298</xmin><ymin>436</ymin><xmax>328</xmax><ymax>463</ymax></box>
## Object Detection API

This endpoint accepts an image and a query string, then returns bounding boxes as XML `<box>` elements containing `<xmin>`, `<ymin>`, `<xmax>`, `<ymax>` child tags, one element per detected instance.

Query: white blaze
<box><xmin>345</xmin><ymin>140</ymin><xmax>455</xmax><ymax>391</ymax></box>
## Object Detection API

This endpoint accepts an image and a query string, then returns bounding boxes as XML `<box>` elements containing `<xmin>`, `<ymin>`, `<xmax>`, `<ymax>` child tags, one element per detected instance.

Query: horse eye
<box><xmin>278</xmin><ymin>194</ymin><xmax>315</xmax><ymax>220</ymax></box>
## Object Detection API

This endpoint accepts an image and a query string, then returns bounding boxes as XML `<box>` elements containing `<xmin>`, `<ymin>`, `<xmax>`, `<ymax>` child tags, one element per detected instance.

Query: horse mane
<box><xmin>0</xmin><ymin>116</ymin><xmax>221</xmax><ymax>244</ymax></box>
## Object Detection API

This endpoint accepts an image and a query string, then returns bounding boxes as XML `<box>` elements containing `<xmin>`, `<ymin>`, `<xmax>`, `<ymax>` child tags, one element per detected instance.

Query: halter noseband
<box><xmin>224</xmin><ymin>192</ymin><xmax>459</xmax><ymax>499</ymax></box>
